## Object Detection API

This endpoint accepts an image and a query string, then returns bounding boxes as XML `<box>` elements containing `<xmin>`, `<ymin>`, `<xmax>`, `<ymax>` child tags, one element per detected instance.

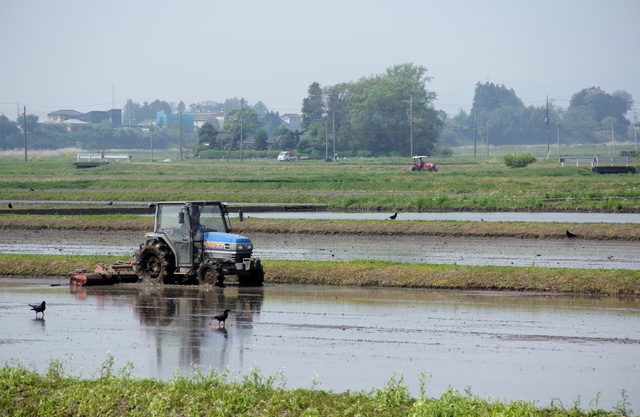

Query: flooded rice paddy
<box><xmin>1</xmin><ymin>229</ymin><xmax>640</xmax><ymax>270</ymax></box>
<box><xmin>1</xmin><ymin>279</ymin><xmax>638</xmax><ymax>411</ymax></box>
<box><xmin>238</xmin><ymin>211</ymin><xmax>640</xmax><ymax>223</ymax></box>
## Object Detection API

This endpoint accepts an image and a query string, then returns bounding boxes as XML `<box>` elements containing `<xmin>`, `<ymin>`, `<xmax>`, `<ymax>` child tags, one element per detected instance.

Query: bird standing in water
<box><xmin>214</xmin><ymin>309</ymin><xmax>231</xmax><ymax>327</ymax></box>
<box><xmin>29</xmin><ymin>301</ymin><xmax>46</xmax><ymax>318</ymax></box>
<box><xmin>389</xmin><ymin>212</ymin><xmax>398</xmax><ymax>220</ymax></box>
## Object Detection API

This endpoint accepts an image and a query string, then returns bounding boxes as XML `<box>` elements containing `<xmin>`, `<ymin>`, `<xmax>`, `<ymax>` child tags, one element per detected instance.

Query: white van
<box><xmin>277</xmin><ymin>151</ymin><xmax>290</xmax><ymax>161</ymax></box>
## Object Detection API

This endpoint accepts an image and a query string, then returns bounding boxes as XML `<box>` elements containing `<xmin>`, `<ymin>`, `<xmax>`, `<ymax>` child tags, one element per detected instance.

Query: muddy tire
<box><xmin>197</xmin><ymin>261</ymin><xmax>224</xmax><ymax>286</ymax></box>
<box><xmin>134</xmin><ymin>240</ymin><xmax>175</xmax><ymax>284</ymax></box>
<box><xmin>411</xmin><ymin>165</ymin><xmax>418</xmax><ymax>172</ymax></box>
<box><xmin>238</xmin><ymin>262</ymin><xmax>264</xmax><ymax>287</ymax></box>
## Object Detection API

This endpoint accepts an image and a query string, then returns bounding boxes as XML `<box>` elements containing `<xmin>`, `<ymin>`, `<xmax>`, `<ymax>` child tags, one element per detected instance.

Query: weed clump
<box><xmin>503</xmin><ymin>153</ymin><xmax>537</xmax><ymax>168</ymax></box>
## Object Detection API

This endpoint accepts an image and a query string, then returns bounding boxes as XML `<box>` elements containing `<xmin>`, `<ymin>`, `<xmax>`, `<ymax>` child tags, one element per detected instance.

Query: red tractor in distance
<box><xmin>406</xmin><ymin>156</ymin><xmax>437</xmax><ymax>172</ymax></box>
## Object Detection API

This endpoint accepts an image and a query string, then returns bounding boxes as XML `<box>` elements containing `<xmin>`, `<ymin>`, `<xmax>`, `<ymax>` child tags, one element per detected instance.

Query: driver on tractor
<box><xmin>418</xmin><ymin>157</ymin><xmax>425</xmax><ymax>170</ymax></box>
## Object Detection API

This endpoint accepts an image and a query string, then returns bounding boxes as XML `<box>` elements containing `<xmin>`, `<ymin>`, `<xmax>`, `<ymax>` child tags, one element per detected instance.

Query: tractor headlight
<box><xmin>230</xmin><ymin>243</ymin><xmax>253</xmax><ymax>251</ymax></box>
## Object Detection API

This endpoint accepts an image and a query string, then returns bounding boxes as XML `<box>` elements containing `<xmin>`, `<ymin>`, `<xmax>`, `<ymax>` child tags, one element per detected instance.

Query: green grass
<box><xmin>0</xmin><ymin>356</ymin><xmax>632</xmax><ymax>416</ymax></box>
<box><xmin>0</xmin><ymin>150</ymin><xmax>639</xmax><ymax>212</ymax></box>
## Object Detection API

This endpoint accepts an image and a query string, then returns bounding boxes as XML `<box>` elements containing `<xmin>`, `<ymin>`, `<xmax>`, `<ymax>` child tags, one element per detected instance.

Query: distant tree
<box><xmin>177</xmin><ymin>100</ymin><xmax>186</xmax><ymax>113</ymax></box>
<box><xmin>139</xmin><ymin>99</ymin><xmax>172</xmax><ymax>121</ymax></box>
<box><xmin>612</xmin><ymin>90</ymin><xmax>634</xmax><ymax>111</ymax></box>
<box><xmin>253</xmin><ymin>129</ymin><xmax>268</xmax><ymax>150</ymax></box>
<box><xmin>198</xmin><ymin>122</ymin><xmax>218</xmax><ymax>146</ymax></box>
<box><xmin>222</xmin><ymin>97</ymin><xmax>243</xmax><ymax>113</ymax></box>
<box><xmin>221</xmin><ymin>107</ymin><xmax>259</xmax><ymax>150</ymax></box>
<box><xmin>17</xmin><ymin>114</ymin><xmax>40</xmax><ymax>133</ymax></box>
<box><xmin>274</xmin><ymin>126</ymin><xmax>298</xmax><ymax>150</ymax></box>
<box><xmin>301</xmin><ymin>82</ymin><xmax>325</xmax><ymax>128</ymax></box>
<box><xmin>324</xmin><ymin>82</ymin><xmax>349</xmax><ymax>141</ymax></box>
<box><xmin>252</xmin><ymin>101</ymin><xmax>269</xmax><ymax>118</ymax></box>
<box><xmin>260</xmin><ymin>111</ymin><xmax>282</xmax><ymax>135</ymax></box>
<box><xmin>0</xmin><ymin>114</ymin><xmax>20</xmax><ymax>150</ymax></box>
<box><xmin>345</xmin><ymin>63</ymin><xmax>443</xmax><ymax>155</ymax></box>
<box><xmin>567</xmin><ymin>87</ymin><xmax>630</xmax><ymax>138</ymax></box>
<box><xmin>471</xmin><ymin>82</ymin><xmax>524</xmax><ymax>114</ymax></box>
<box><xmin>122</xmin><ymin>99</ymin><xmax>142</xmax><ymax>125</ymax></box>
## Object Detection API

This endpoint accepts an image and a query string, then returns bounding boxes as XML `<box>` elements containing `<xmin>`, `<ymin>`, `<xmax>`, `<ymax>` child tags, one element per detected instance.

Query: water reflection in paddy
<box><xmin>0</xmin><ymin>280</ymin><xmax>638</xmax><ymax>412</ymax></box>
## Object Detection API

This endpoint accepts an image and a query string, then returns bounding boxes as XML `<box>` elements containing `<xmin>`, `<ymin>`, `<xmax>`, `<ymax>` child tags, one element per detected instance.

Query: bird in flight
<box><xmin>389</xmin><ymin>212</ymin><xmax>398</xmax><ymax>220</ymax></box>
<box><xmin>566</xmin><ymin>230</ymin><xmax>577</xmax><ymax>239</ymax></box>
<box><xmin>214</xmin><ymin>309</ymin><xmax>231</xmax><ymax>327</ymax></box>
<box><xmin>29</xmin><ymin>301</ymin><xmax>46</xmax><ymax>318</ymax></box>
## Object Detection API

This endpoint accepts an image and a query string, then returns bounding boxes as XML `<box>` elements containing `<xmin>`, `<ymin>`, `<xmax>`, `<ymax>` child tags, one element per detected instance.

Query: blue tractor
<box><xmin>133</xmin><ymin>201</ymin><xmax>263</xmax><ymax>286</ymax></box>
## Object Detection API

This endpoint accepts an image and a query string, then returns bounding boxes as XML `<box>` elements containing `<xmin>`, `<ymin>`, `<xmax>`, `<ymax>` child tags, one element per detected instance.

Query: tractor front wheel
<box><xmin>197</xmin><ymin>261</ymin><xmax>224</xmax><ymax>286</ymax></box>
<box><xmin>134</xmin><ymin>240</ymin><xmax>175</xmax><ymax>284</ymax></box>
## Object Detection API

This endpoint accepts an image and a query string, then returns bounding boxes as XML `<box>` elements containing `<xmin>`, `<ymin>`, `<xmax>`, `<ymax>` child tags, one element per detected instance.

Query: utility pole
<box><xmin>409</xmin><ymin>94</ymin><xmax>413</xmax><ymax>157</ymax></box>
<box><xmin>611</xmin><ymin>122</ymin><xmax>615</xmax><ymax>156</ymax></box>
<box><xmin>240</xmin><ymin>98</ymin><xmax>244</xmax><ymax>162</ymax></box>
<box><xmin>546</xmin><ymin>96</ymin><xmax>550</xmax><ymax>159</ymax></box>
<box><xmin>332</xmin><ymin>111</ymin><xmax>336</xmax><ymax>161</ymax></box>
<box><xmin>23</xmin><ymin>106</ymin><xmax>27</xmax><ymax>163</ymax></box>
<box><xmin>325</xmin><ymin>122</ymin><xmax>328</xmax><ymax>162</ymax></box>
<box><xmin>634</xmin><ymin>107</ymin><xmax>637</xmax><ymax>153</ymax></box>
<box><xmin>486</xmin><ymin>120</ymin><xmax>489</xmax><ymax>158</ymax></box>
<box><xmin>473</xmin><ymin>110</ymin><xmax>477</xmax><ymax>159</ymax></box>
<box><xmin>179</xmin><ymin>111</ymin><xmax>183</xmax><ymax>160</ymax></box>
<box><xmin>556</xmin><ymin>122</ymin><xmax>561</xmax><ymax>159</ymax></box>
<box><xmin>150</xmin><ymin>121</ymin><xmax>154</xmax><ymax>162</ymax></box>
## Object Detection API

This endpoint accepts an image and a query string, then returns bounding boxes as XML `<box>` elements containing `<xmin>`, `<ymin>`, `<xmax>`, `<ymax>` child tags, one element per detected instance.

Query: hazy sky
<box><xmin>1</xmin><ymin>0</ymin><xmax>639</xmax><ymax>121</ymax></box>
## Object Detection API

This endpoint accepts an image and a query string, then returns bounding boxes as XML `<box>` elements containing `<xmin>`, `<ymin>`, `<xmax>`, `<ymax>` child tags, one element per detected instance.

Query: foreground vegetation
<box><xmin>0</xmin><ymin>356</ymin><xmax>633</xmax><ymax>416</ymax></box>
<box><xmin>0</xmin><ymin>152</ymin><xmax>639</xmax><ymax>212</ymax></box>
<box><xmin>2</xmin><ymin>254</ymin><xmax>638</xmax><ymax>296</ymax></box>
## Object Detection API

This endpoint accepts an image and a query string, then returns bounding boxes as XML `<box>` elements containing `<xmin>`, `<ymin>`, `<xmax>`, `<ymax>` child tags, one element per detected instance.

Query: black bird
<box><xmin>107</xmin><ymin>201</ymin><xmax>113</xmax><ymax>205</ymax></box>
<box><xmin>7</xmin><ymin>203</ymin><xmax>12</xmax><ymax>209</ymax></box>
<box><xmin>566</xmin><ymin>230</ymin><xmax>577</xmax><ymax>239</ymax></box>
<box><xmin>29</xmin><ymin>301</ymin><xmax>46</xmax><ymax>318</ymax></box>
<box><xmin>389</xmin><ymin>212</ymin><xmax>398</xmax><ymax>220</ymax></box>
<box><xmin>213</xmin><ymin>309</ymin><xmax>231</xmax><ymax>327</ymax></box>
<box><xmin>29</xmin><ymin>188</ymin><xmax>35</xmax><ymax>191</ymax></box>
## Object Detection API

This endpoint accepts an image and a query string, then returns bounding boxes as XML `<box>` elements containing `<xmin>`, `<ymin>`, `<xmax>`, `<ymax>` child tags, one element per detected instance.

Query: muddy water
<box><xmin>2</xmin><ymin>230</ymin><xmax>640</xmax><ymax>270</ymax></box>
<box><xmin>1</xmin><ymin>279</ymin><xmax>638</xmax><ymax>411</ymax></box>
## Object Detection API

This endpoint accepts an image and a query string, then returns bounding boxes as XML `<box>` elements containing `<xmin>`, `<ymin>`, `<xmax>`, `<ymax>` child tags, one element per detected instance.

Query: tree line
<box><xmin>442</xmin><ymin>83</ymin><xmax>636</xmax><ymax>148</ymax></box>
<box><xmin>0</xmin><ymin>65</ymin><xmax>636</xmax><ymax>154</ymax></box>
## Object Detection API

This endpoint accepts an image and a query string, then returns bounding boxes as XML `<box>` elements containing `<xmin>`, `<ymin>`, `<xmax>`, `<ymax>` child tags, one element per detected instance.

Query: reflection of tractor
<box><xmin>405</xmin><ymin>156</ymin><xmax>437</xmax><ymax>172</ymax></box>
<box><xmin>72</xmin><ymin>201</ymin><xmax>263</xmax><ymax>287</ymax></box>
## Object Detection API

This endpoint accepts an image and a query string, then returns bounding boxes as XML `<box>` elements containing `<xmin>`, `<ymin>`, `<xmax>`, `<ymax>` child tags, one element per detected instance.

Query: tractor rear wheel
<box><xmin>197</xmin><ymin>261</ymin><xmax>224</xmax><ymax>286</ymax></box>
<box><xmin>134</xmin><ymin>240</ymin><xmax>175</xmax><ymax>284</ymax></box>
<box><xmin>238</xmin><ymin>263</ymin><xmax>264</xmax><ymax>286</ymax></box>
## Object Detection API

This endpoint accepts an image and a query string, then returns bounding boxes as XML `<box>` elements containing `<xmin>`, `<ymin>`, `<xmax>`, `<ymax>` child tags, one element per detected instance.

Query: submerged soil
<box><xmin>1</xmin><ymin>282</ymin><xmax>638</xmax><ymax>412</ymax></box>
